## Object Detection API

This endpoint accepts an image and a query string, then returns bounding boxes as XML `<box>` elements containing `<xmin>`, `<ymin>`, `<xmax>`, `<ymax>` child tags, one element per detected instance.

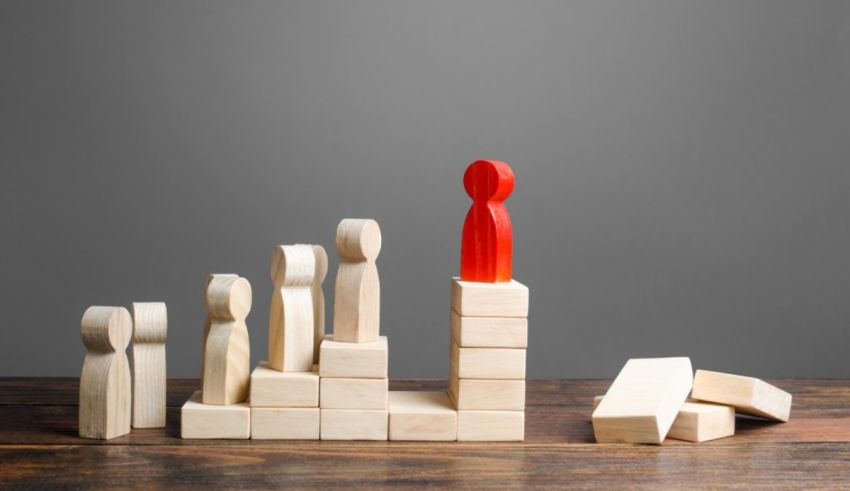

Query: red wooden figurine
<box><xmin>460</xmin><ymin>159</ymin><xmax>514</xmax><ymax>283</ymax></box>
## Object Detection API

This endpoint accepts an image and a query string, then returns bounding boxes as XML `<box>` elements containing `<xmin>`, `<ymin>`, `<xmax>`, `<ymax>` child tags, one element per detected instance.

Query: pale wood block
<box><xmin>456</xmin><ymin>410</ymin><xmax>524</xmax><ymax>441</ymax></box>
<box><xmin>592</xmin><ymin>357</ymin><xmax>693</xmax><ymax>444</ymax></box>
<box><xmin>268</xmin><ymin>245</ymin><xmax>315</xmax><ymax>372</ymax></box>
<box><xmin>319</xmin><ymin>335</ymin><xmax>388</xmax><ymax>379</ymax></box>
<box><xmin>388</xmin><ymin>391</ymin><xmax>457</xmax><ymax>441</ymax></box>
<box><xmin>450</xmin><ymin>338</ymin><xmax>525</xmax><ymax>380</ymax></box>
<box><xmin>181</xmin><ymin>391</ymin><xmax>250</xmax><ymax>439</ymax></box>
<box><xmin>451</xmin><ymin>277</ymin><xmax>528</xmax><ymax>318</ymax></box>
<box><xmin>320</xmin><ymin>377</ymin><xmax>388</xmax><ymax>409</ymax></box>
<box><xmin>320</xmin><ymin>409</ymin><xmax>388</xmax><ymax>440</ymax></box>
<box><xmin>131</xmin><ymin>302</ymin><xmax>167</xmax><ymax>429</ymax></box>
<box><xmin>202</xmin><ymin>275</ymin><xmax>251</xmax><ymax>405</ymax></box>
<box><xmin>249</xmin><ymin>362</ymin><xmax>319</xmax><ymax>408</ymax></box>
<box><xmin>251</xmin><ymin>407</ymin><xmax>320</xmax><ymax>440</ymax></box>
<box><xmin>333</xmin><ymin>219</ymin><xmax>381</xmax><ymax>343</ymax></box>
<box><xmin>449</xmin><ymin>374</ymin><xmax>525</xmax><ymax>410</ymax></box>
<box><xmin>450</xmin><ymin>309</ymin><xmax>527</xmax><ymax>348</ymax></box>
<box><xmin>692</xmin><ymin>369</ymin><xmax>792</xmax><ymax>422</ymax></box>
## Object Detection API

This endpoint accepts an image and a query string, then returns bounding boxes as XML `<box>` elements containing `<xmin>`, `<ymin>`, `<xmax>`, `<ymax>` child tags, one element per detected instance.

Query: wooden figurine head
<box><xmin>270</xmin><ymin>245</ymin><xmax>316</xmax><ymax>288</ymax></box>
<box><xmin>336</xmin><ymin>219</ymin><xmax>381</xmax><ymax>262</ymax></box>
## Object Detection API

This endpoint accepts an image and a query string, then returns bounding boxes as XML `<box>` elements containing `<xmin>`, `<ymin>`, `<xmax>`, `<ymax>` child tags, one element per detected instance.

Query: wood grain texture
<box><xmin>450</xmin><ymin>309</ymin><xmax>528</xmax><ymax>348</ymax></box>
<box><xmin>311</xmin><ymin>244</ymin><xmax>328</xmax><ymax>365</ymax></box>
<box><xmin>388</xmin><ymin>391</ymin><xmax>457</xmax><ymax>441</ymax></box>
<box><xmin>249</xmin><ymin>362</ymin><xmax>319</xmax><ymax>408</ymax></box>
<box><xmin>201</xmin><ymin>274</ymin><xmax>237</xmax><ymax>385</ymax></box>
<box><xmin>319</xmin><ymin>335</ymin><xmax>388</xmax><ymax>379</ymax></box>
<box><xmin>131</xmin><ymin>302</ymin><xmax>167</xmax><ymax>429</ymax></box>
<box><xmin>693</xmin><ymin>369</ymin><xmax>793</xmax><ymax>422</ymax></box>
<box><xmin>320</xmin><ymin>377</ymin><xmax>389</xmax><ymax>409</ymax></box>
<box><xmin>451</xmin><ymin>278</ymin><xmax>529</xmax><ymax>318</ymax></box>
<box><xmin>333</xmin><ymin>218</ymin><xmax>381</xmax><ymax>343</ymax></box>
<box><xmin>268</xmin><ymin>245</ymin><xmax>315</xmax><ymax>372</ymax></box>
<box><xmin>202</xmin><ymin>275</ymin><xmax>252</xmax><ymax>405</ymax></box>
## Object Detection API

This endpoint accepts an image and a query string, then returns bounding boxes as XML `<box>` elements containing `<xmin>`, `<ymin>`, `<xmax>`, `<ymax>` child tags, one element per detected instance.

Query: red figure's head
<box><xmin>464</xmin><ymin>160</ymin><xmax>515</xmax><ymax>202</ymax></box>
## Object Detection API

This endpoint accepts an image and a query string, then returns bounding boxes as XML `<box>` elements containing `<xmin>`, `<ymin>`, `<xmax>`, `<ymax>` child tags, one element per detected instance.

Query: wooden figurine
<box><xmin>460</xmin><ymin>160</ymin><xmax>515</xmax><ymax>283</ymax></box>
<box><xmin>202</xmin><ymin>275</ymin><xmax>251</xmax><ymax>405</ymax></box>
<box><xmin>311</xmin><ymin>244</ymin><xmax>328</xmax><ymax>364</ymax></box>
<box><xmin>201</xmin><ymin>273</ymin><xmax>237</xmax><ymax>385</ymax></box>
<box><xmin>268</xmin><ymin>245</ymin><xmax>315</xmax><ymax>372</ymax></box>
<box><xmin>79</xmin><ymin>306</ymin><xmax>132</xmax><ymax>440</ymax></box>
<box><xmin>333</xmin><ymin>219</ymin><xmax>381</xmax><ymax>343</ymax></box>
<box><xmin>131</xmin><ymin>302</ymin><xmax>167</xmax><ymax>428</ymax></box>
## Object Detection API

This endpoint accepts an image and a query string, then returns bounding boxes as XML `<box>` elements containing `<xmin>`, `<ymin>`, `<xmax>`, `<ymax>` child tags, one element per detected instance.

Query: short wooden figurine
<box><xmin>202</xmin><ymin>275</ymin><xmax>252</xmax><ymax>405</ymax></box>
<box><xmin>333</xmin><ymin>219</ymin><xmax>382</xmax><ymax>343</ymax></box>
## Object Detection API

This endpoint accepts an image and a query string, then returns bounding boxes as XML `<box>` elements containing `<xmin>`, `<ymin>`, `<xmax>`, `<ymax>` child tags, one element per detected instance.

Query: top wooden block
<box><xmin>691</xmin><ymin>369</ymin><xmax>792</xmax><ymax>422</ymax></box>
<box><xmin>451</xmin><ymin>277</ymin><xmax>528</xmax><ymax>318</ymax></box>
<box><xmin>319</xmin><ymin>335</ymin><xmax>388</xmax><ymax>379</ymax></box>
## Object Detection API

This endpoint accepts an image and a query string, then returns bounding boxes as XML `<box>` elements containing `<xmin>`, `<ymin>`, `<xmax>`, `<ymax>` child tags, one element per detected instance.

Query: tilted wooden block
<box><xmin>450</xmin><ymin>309</ymin><xmax>527</xmax><ymax>348</ymax></box>
<box><xmin>333</xmin><ymin>219</ymin><xmax>381</xmax><ymax>343</ymax></box>
<box><xmin>388</xmin><ymin>391</ymin><xmax>457</xmax><ymax>441</ymax></box>
<box><xmin>181</xmin><ymin>391</ymin><xmax>250</xmax><ymax>439</ymax></box>
<box><xmin>592</xmin><ymin>357</ymin><xmax>693</xmax><ymax>444</ymax></box>
<box><xmin>202</xmin><ymin>275</ymin><xmax>252</xmax><ymax>405</ymax></box>
<box><xmin>450</xmin><ymin>338</ymin><xmax>526</xmax><ymax>380</ymax></box>
<box><xmin>692</xmin><ymin>369</ymin><xmax>792</xmax><ymax>422</ymax></box>
<box><xmin>456</xmin><ymin>410</ymin><xmax>524</xmax><ymax>441</ymax></box>
<box><xmin>268</xmin><ymin>245</ymin><xmax>315</xmax><ymax>372</ymax></box>
<box><xmin>320</xmin><ymin>377</ymin><xmax>388</xmax><ymax>409</ymax></box>
<box><xmin>251</xmin><ymin>407</ymin><xmax>320</xmax><ymax>440</ymax></box>
<box><xmin>451</xmin><ymin>277</ymin><xmax>528</xmax><ymax>318</ymax></box>
<box><xmin>320</xmin><ymin>409</ymin><xmax>388</xmax><ymax>440</ymax></box>
<box><xmin>249</xmin><ymin>362</ymin><xmax>319</xmax><ymax>408</ymax></box>
<box><xmin>319</xmin><ymin>335</ymin><xmax>388</xmax><ymax>379</ymax></box>
<box><xmin>449</xmin><ymin>375</ymin><xmax>525</xmax><ymax>411</ymax></box>
<box><xmin>131</xmin><ymin>302</ymin><xmax>167</xmax><ymax>429</ymax></box>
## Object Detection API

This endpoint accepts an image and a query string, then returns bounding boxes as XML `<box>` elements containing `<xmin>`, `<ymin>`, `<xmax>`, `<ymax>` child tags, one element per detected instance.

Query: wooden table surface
<box><xmin>0</xmin><ymin>378</ymin><xmax>848</xmax><ymax>489</ymax></box>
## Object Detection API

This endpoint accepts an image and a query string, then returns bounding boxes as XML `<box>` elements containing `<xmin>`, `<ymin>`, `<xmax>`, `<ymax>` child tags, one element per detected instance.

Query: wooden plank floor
<box><xmin>0</xmin><ymin>378</ymin><xmax>848</xmax><ymax>488</ymax></box>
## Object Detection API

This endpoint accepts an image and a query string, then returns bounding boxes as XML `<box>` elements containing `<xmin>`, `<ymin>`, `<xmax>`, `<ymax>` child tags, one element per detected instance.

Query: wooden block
<box><xmin>79</xmin><ymin>306</ymin><xmax>132</xmax><ymax>440</ymax></box>
<box><xmin>249</xmin><ymin>362</ymin><xmax>319</xmax><ymax>407</ymax></box>
<box><xmin>692</xmin><ymin>369</ymin><xmax>792</xmax><ymax>422</ymax></box>
<box><xmin>451</xmin><ymin>277</ymin><xmax>528</xmax><ymax>318</ymax></box>
<box><xmin>319</xmin><ymin>335</ymin><xmax>388</xmax><ymax>379</ymax></box>
<box><xmin>456</xmin><ymin>410</ymin><xmax>524</xmax><ymax>441</ymax></box>
<box><xmin>593</xmin><ymin>396</ymin><xmax>735</xmax><ymax>443</ymax></box>
<box><xmin>251</xmin><ymin>407</ymin><xmax>320</xmax><ymax>440</ymax></box>
<box><xmin>388</xmin><ymin>391</ymin><xmax>457</xmax><ymax>441</ymax></box>
<box><xmin>131</xmin><ymin>302</ymin><xmax>167</xmax><ymax>429</ymax></box>
<box><xmin>320</xmin><ymin>409</ymin><xmax>388</xmax><ymax>440</ymax></box>
<box><xmin>202</xmin><ymin>275</ymin><xmax>252</xmax><ymax>405</ymax></box>
<box><xmin>311</xmin><ymin>244</ymin><xmax>328</xmax><ymax>365</ymax></box>
<box><xmin>181</xmin><ymin>391</ymin><xmax>250</xmax><ymax>439</ymax></box>
<box><xmin>320</xmin><ymin>377</ymin><xmax>388</xmax><ymax>409</ymax></box>
<box><xmin>450</xmin><ymin>338</ymin><xmax>525</xmax><ymax>380</ymax></box>
<box><xmin>592</xmin><ymin>357</ymin><xmax>693</xmax><ymax>444</ymax></box>
<box><xmin>268</xmin><ymin>245</ymin><xmax>315</xmax><ymax>372</ymax></box>
<box><xmin>449</xmin><ymin>375</ymin><xmax>525</xmax><ymax>410</ymax></box>
<box><xmin>450</xmin><ymin>309</ymin><xmax>527</xmax><ymax>348</ymax></box>
<box><xmin>333</xmin><ymin>218</ymin><xmax>381</xmax><ymax>343</ymax></box>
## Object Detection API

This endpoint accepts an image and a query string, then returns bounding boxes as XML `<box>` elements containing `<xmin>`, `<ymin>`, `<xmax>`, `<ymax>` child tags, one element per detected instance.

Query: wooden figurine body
<box><xmin>202</xmin><ymin>275</ymin><xmax>252</xmax><ymax>405</ymax></box>
<box><xmin>460</xmin><ymin>160</ymin><xmax>515</xmax><ymax>283</ymax></box>
<box><xmin>131</xmin><ymin>302</ymin><xmax>167</xmax><ymax>428</ymax></box>
<box><xmin>268</xmin><ymin>245</ymin><xmax>315</xmax><ymax>372</ymax></box>
<box><xmin>201</xmin><ymin>273</ymin><xmax>237</xmax><ymax>385</ymax></box>
<box><xmin>79</xmin><ymin>306</ymin><xmax>132</xmax><ymax>439</ymax></box>
<box><xmin>312</xmin><ymin>244</ymin><xmax>328</xmax><ymax>364</ymax></box>
<box><xmin>333</xmin><ymin>219</ymin><xmax>381</xmax><ymax>343</ymax></box>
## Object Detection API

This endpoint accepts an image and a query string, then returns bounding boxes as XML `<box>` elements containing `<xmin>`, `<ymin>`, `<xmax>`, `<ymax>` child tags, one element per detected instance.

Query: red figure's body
<box><xmin>461</xmin><ymin>160</ymin><xmax>514</xmax><ymax>283</ymax></box>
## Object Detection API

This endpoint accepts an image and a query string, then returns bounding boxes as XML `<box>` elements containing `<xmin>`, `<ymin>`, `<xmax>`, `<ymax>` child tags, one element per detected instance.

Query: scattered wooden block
<box><xmin>251</xmin><ymin>407</ymin><xmax>320</xmax><ymax>440</ymax></box>
<box><xmin>320</xmin><ymin>377</ymin><xmax>388</xmax><ymax>409</ymax></box>
<box><xmin>450</xmin><ymin>309</ymin><xmax>527</xmax><ymax>348</ymax></box>
<box><xmin>320</xmin><ymin>409</ymin><xmax>388</xmax><ymax>440</ymax></box>
<box><xmin>592</xmin><ymin>357</ymin><xmax>693</xmax><ymax>444</ymax></box>
<box><xmin>456</xmin><ymin>410</ymin><xmax>524</xmax><ymax>441</ymax></box>
<box><xmin>450</xmin><ymin>338</ymin><xmax>526</xmax><ymax>380</ymax></box>
<box><xmin>268</xmin><ymin>245</ymin><xmax>315</xmax><ymax>372</ymax></box>
<box><xmin>249</xmin><ymin>362</ymin><xmax>319</xmax><ymax>408</ymax></box>
<box><xmin>319</xmin><ymin>335</ymin><xmax>388</xmax><ymax>379</ymax></box>
<box><xmin>388</xmin><ymin>391</ymin><xmax>457</xmax><ymax>441</ymax></box>
<box><xmin>333</xmin><ymin>218</ymin><xmax>381</xmax><ymax>343</ymax></box>
<box><xmin>181</xmin><ymin>391</ymin><xmax>250</xmax><ymax>439</ymax></box>
<box><xmin>79</xmin><ymin>306</ymin><xmax>132</xmax><ymax>440</ymax></box>
<box><xmin>130</xmin><ymin>302</ymin><xmax>167</xmax><ymax>429</ymax></box>
<box><xmin>692</xmin><ymin>369</ymin><xmax>792</xmax><ymax>422</ymax></box>
<box><xmin>202</xmin><ymin>275</ymin><xmax>252</xmax><ymax>405</ymax></box>
<box><xmin>451</xmin><ymin>277</ymin><xmax>528</xmax><ymax>318</ymax></box>
<box><xmin>311</xmin><ymin>244</ymin><xmax>328</xmax><ymax>365</ymax></box>
<box><xmin>449</xmin><ymin>375</ymin><xmax>525</xmax><ymax>411</ymax></box>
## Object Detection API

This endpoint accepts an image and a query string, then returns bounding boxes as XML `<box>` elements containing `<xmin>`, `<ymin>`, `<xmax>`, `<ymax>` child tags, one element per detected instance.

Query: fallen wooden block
<box><xmin>451</xmin><ymin>277</ymin><xmax>528</xmax><ymax>318</ymax></box>
<box><xmin>249</xmin><ymin>362</ymin><xmax>319</xmax><ymax>408</ymax></box>
<box><xmin>456</xmin><ymin>410</ymin><xmax>524</xmax><ymax>441</ymax></box>
<box><xmin>319</xmin><ymin>335</ymin><xmax>388</xmax><ymax>379</ymax></box>
<box><xmin>692</xmin><ymin>369</ymin><xmax>792</xmax><ymax>422</ymax></box>
<box><xmin>251</xmin><ymin>407</ymin><xmax>320</xmax><ymax>440</ymax></box>
<box><xmin>320</xmin><ymin>409</ymin><xmax>388</xmax><ymax>440</ymax></box>
<box><xmin>450</xmin><ymin>338</ymin><xmax>526</xmax><ymax>380</ymax></box>
<box><xmin>320</xmin><ymin>377</ymin><xmax>388</xmax><ymax>409</ymax></box>
<box><xmin>592</xmin><ymin>357</ymin><xmax>693</xmax><ymax>444</ymax></box>
<box><xmin>449</xmin><ymin>376</ymin><xmax>525</xmax><ymax>411</ymax></box>
<box><xmin>181</xmin><ymin>391</ymin><xmax>250</xmax><ymax>439</ymax></box>
<box><xmin>450</xmin><ymin>310</ymin><xmax>527</xmax><ymax>348</ymax></box>
<box><xmin>131</xmin><ymin>302</ymin><xmax>167</xmax><ymax>429</ymax></box>
<box><xmin>388</xmin><ymin>391</ymin><xmax>457</xmax><ymax>441</ymax></box>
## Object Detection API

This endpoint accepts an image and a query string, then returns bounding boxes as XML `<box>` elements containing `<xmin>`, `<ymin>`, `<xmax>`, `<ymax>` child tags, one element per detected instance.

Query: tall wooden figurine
<box><xmin>131</xmin><ymin>302</ymin><xmax>167</xmax><ymax>428</ymax></box>
<box><xmin>333</xmin><ymin>218</ymin><xmax>381</xmax><ymax>343</ymax></box>
<box><xmin>268</xmin><ymin>245</ymin><xmax>315</xmax><ymax>372</ymax></box>
<box><xmin>201</xmin><ymin>273</ymin><xmax>236</xmax><ymax>385</ymax></box>
<box><xmin>202</xmin><ymin>275</ymin><xmax>252</xmax><ymax>405</ymax></box>
<box><xmin>312</xmin><ymin>244</ymin><xmax>328</xmax><ymax>364</ymax></box>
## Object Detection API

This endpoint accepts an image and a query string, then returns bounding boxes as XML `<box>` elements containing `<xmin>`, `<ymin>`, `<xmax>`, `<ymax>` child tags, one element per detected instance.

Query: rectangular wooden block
<box><xmin>451</xmin><ymin>277</ymin><xmax>529</xmax><ymax>318</ymax></box>
<box><xmin>320</xmin><ymin>377</ymin><xmax>389</xmax><ymax>409</ymax></box>
<box><xmin>592</xmin><ymin>357</ymin><xmax>693</xmax><ymax>444</ymax></box>
<box><xmin>449</xmin><ymin>375</ymin><xmax>525</xmax><ymax>411</ymax></box>
<box><xmin>450</xmin><ymin>309</ymin><xmax>527</xmax><ymax>348</ymax></box>
<box><xmin>181</xmin><ymin>391</ymin><xmax>250</xmax><ymax>439</ymax></box>
<box><xmin>388</xmin><ymin>391</ymin><xmax>457</xmax><ymax>441</ymax></box>
<box><xmin>320</xmin><ymin>409</ymin><xmax>388</xmax><ymax>440</ymax></box>
<box><xmin>594</xmin><ymin>396</ymin><xmax>735</xmax><ymax>443</ymax></box>
<box><xmin>450</xmin><ymin>338</ymin><xmax>526</xmax><ymax>380</ymax></box>
<box><xmin>251</xmin><ymin>407</ymin><xmax>320</xmax><ymax>440</ymax></box>
<box><xmin>249</xmin><ymin>362</ymin><xmax>319</xmax><ymax>408</ymax></box>
<box><xmin>319</xmin><ymin>335</ymin><xmax>388</xmax><ymax>379</ymax></box>
<box><xmin>456</xmin><ymin>410</ymin><xmax>525</xmax><ymax>441</ymax></box>
<box><xmin>692</xmin><ymin>369</ymin><xmax>792</xmax><ymax>422</ymax></box>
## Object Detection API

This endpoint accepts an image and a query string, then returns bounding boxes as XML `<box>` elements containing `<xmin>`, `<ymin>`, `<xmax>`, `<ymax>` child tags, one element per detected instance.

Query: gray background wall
<box><xmin>2</xmin><ymin>1</ymin><xmax>849</xmax><ymax>379</ymax></box>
